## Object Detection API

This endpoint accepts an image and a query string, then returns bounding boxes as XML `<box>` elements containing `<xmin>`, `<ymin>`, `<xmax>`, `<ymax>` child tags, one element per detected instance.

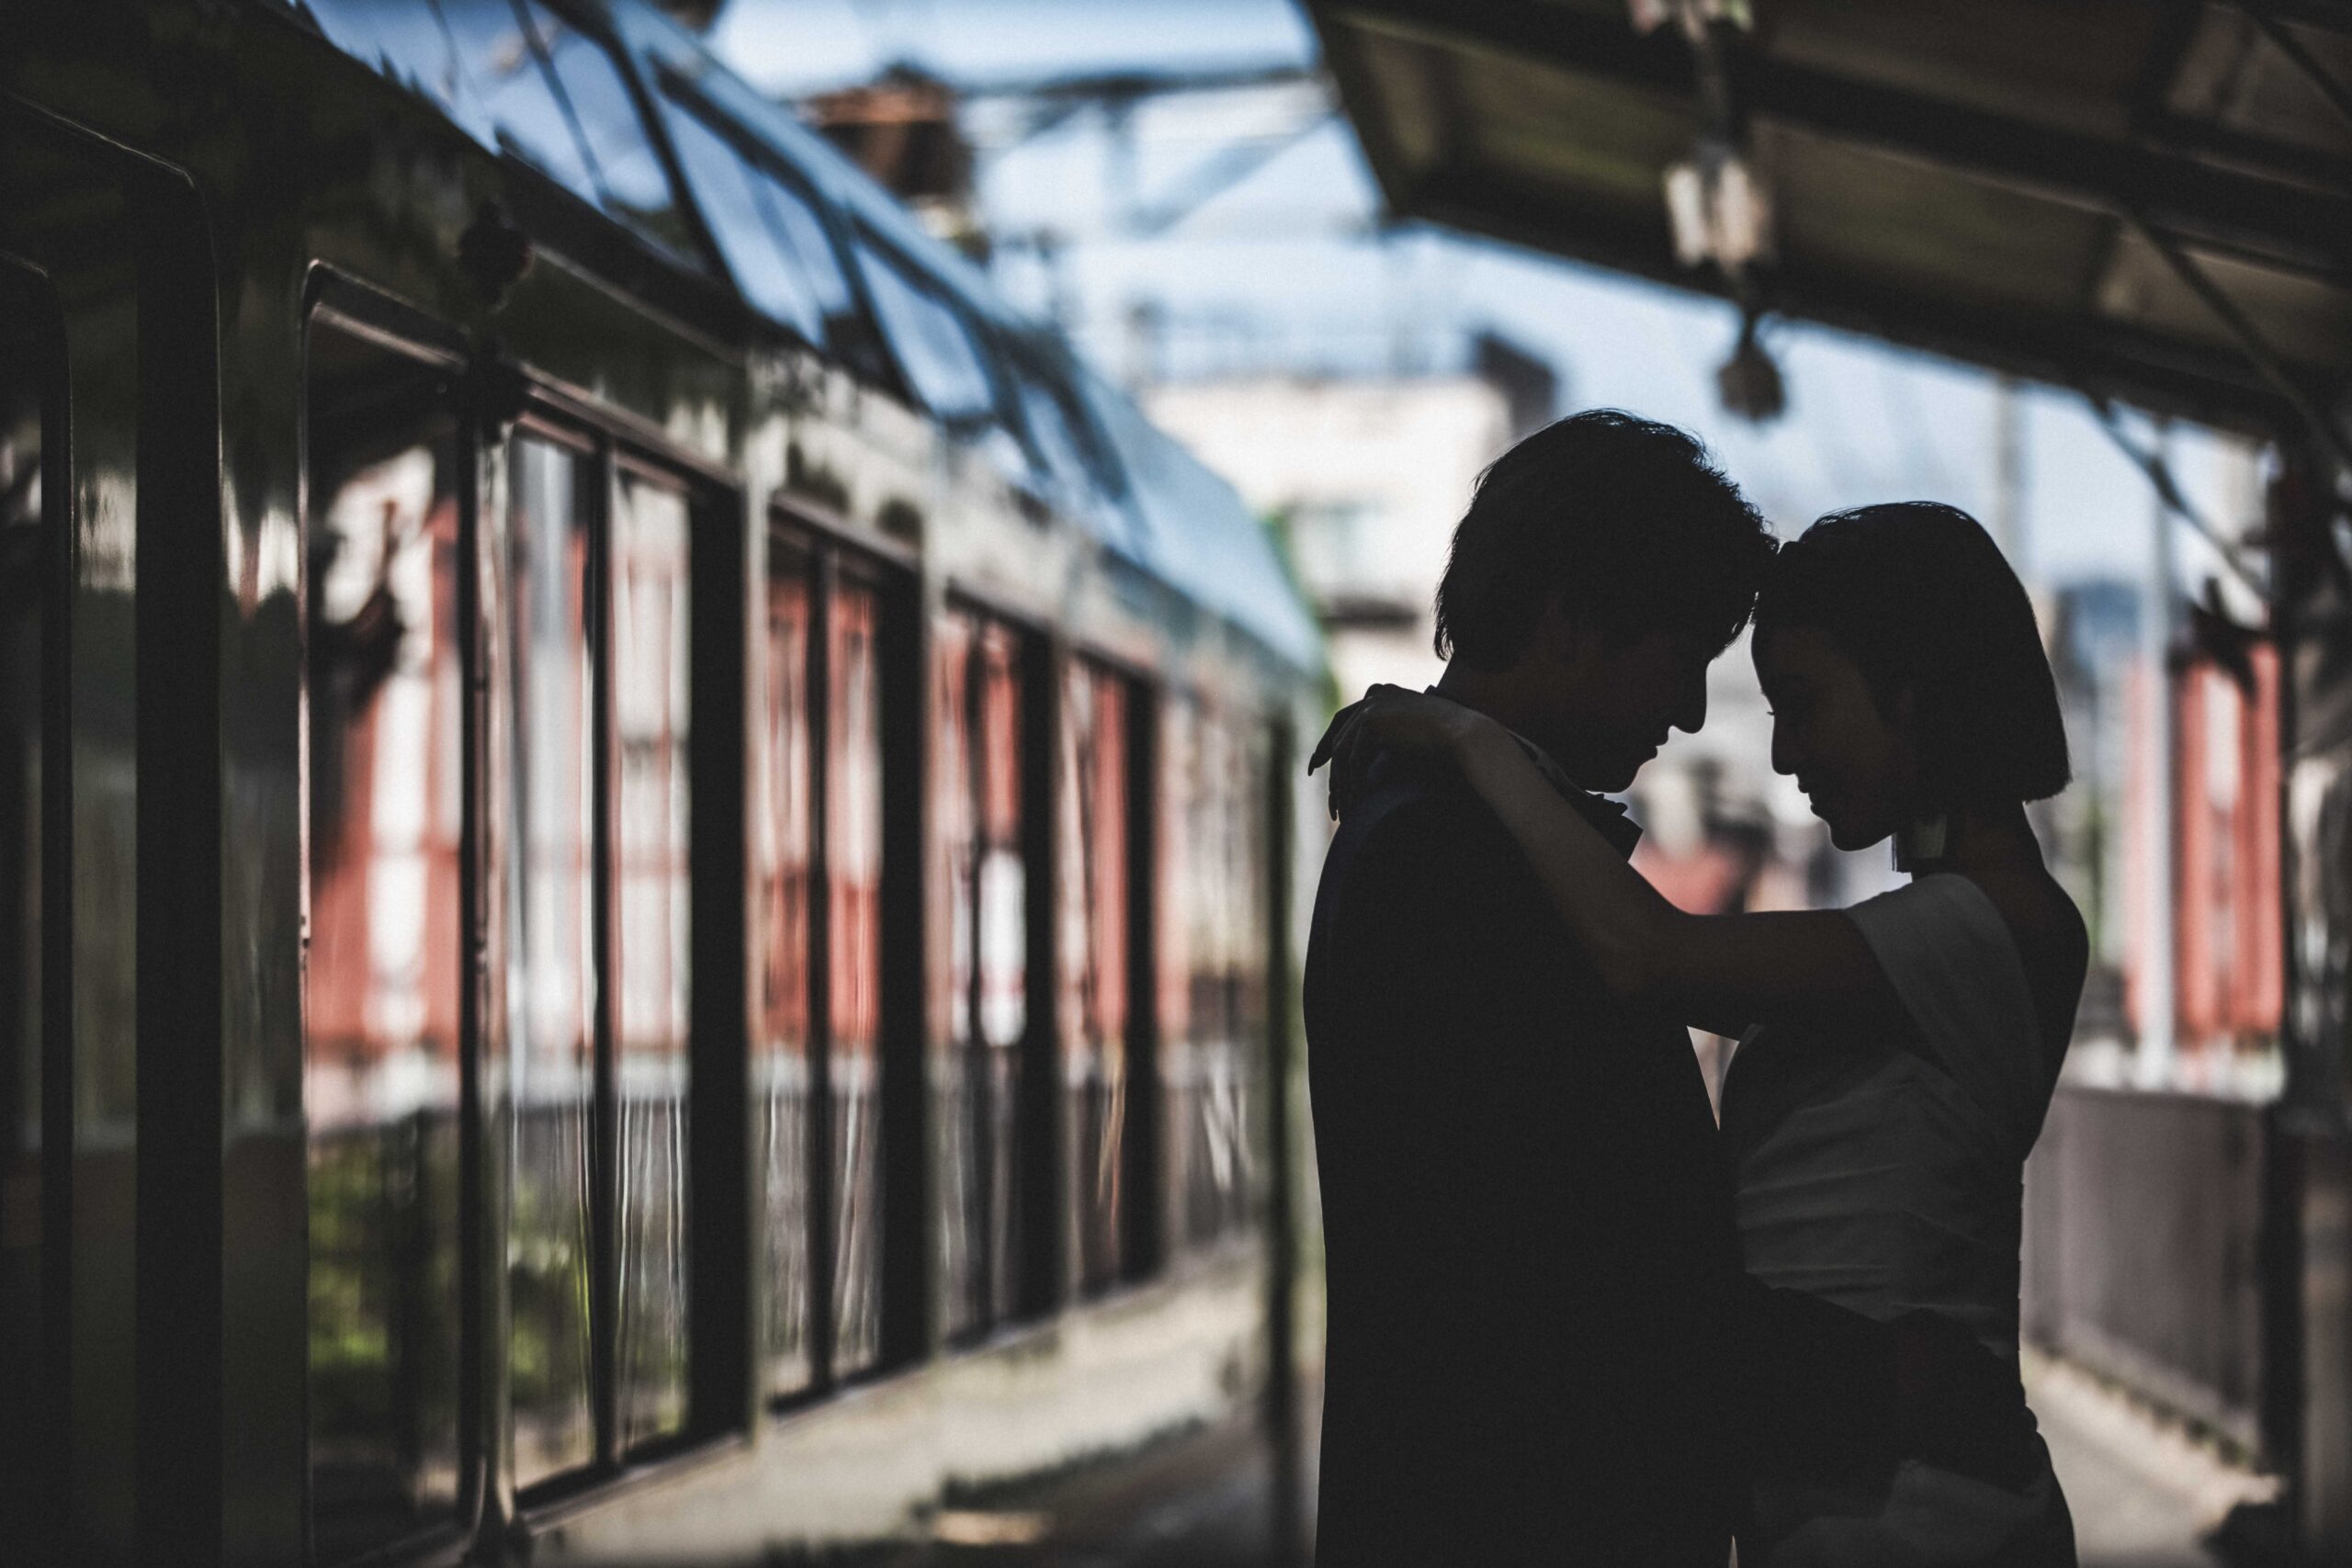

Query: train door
<box><xmin>0</xmin><ymin>107</ymin><xmax>194</xmax><ymax>1568</ymax></box>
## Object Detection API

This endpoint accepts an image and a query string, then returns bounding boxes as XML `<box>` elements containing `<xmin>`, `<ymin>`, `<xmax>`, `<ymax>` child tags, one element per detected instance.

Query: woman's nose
<box><xmin>1674</xmin><ymin>663</ymin><xmax>1709</xmax><ymax>735</ymax></box>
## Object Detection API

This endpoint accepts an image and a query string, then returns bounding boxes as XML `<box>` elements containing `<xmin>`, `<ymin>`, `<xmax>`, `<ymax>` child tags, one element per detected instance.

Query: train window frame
<box><xmin>1054</xmin><ymin>645</ymin><xmax>1166</xmax><ymax>1297</ymax></box>
<box><xmin>758</xmin><ymin>505</ymin><xmax>923</xmax><ymax>1408</ymax></box>
<box><xmin>0</xmin><ymin>257</ymin><xmax>68</xmax><ymax>1561</ymax></box>
<box><xmin>1159</xmin><ymin>693</ymin><xmax>1276</xmax><ymax>1258</ymax></box>
<box><xmin>501</xmin><ymin>398</ymin><xmax>746</xmax><ymax>1504</ymax></box>
<box><xmin>932</xmin><ymin>592</ymin><xmax>1059</xmax><ymax>1342</ymax></box>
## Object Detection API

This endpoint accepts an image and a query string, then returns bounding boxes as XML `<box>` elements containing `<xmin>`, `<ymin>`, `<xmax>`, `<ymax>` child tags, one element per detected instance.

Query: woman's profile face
<box><xmin>1753</xmin><ymin>624</ymin><xmax>1917</xmax><ymax>852</ymax></box>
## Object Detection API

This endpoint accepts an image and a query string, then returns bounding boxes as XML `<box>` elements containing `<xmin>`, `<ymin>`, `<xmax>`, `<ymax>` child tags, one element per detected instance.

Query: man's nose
<box><xmin>1770</xmin><ymin>722</ymin><xmax>1796</xmax><ymax>776</ymax></box>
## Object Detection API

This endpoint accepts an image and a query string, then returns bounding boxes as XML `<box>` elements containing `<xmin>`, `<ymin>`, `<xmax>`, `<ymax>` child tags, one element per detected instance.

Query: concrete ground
<box><xmin>897</xmin><ymin>1359</ymin><xmax>2280</xmax><ymax>1566</ymax></box>
<box><xmin>2029</xmin><ymin>1358</ymin><xmax>2283</xmax><ymax>1568</ymax></box>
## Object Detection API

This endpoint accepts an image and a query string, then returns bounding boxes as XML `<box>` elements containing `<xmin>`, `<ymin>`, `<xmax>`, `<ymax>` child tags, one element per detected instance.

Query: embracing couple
<box><xmin>1305</xmin><ymin>411</ymin><xmax>2084</xmax><ymax>1566</ymax></box>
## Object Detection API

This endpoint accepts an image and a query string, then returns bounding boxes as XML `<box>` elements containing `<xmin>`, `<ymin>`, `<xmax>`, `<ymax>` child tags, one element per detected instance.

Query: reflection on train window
<box><xmin>1060</xmin><ymin>661</ymin><xmax>1130</xmax><ymax>1292</ymax></box>
<box><xmin>517</xmin><ymin>0</ymin><xmax>703</xmax><ymax>262</ymax></box>
<box><xmin>758</xmin><ymin>538</ymin><xmax>816</xmax><ymax>1397</ymax></box>
<box><xmin>613</xmin><ymin>472</ymin><xmax>692</xmax><ymax>1449</ymax></box>
<box><xmin>1168</xmin><ymin>705</ymin><xmax>1267</xmax><ymax>1247</ymax></box>
<box><xmin>829</xmin><ymin>570</ymin><xmax>886</xmax><ymax>1375</ymax></box>
<box><xmin>309</xmin><ymin>0</ymin><xmax>703</xmax><ymax>251</ymax></box>
<box><xmin>659</xmin><ymin>94</ymin><xmax>849</xmax><ymax>349</ymax></box>
<box><xmin>935</xmin><ymin>610</ymin><xmax>1029</xmax><ymax>1337</ymax></box>
<box><xmin>854</xmin><ymin>243</ymin><xmax>998</xmax><ymax>425</ymax></box>
<box><xmin>436</xmin><ymin>0</ymin><xmax>602</xmax><ymax>196</ymax></box>
<box><xmin>506</xmin><ymin>433</ymin><xmax>597</xmax><ymax>1488</ymax></box>
<box><xmin>302</xmin><ymin>1</ymin><xmax>487</xmax><ymax>132</ymax></box>
<box><xmin>503</xmin><ymin>441</ymin><xmax>705</xmax><ymax>1474</ymax></box>
<box><xmin>1</xmin><ymin>293</ymin><xmax>51</xmax><ymax>1549</ymax></box>
<box><xmin>302</xmin><ymin>326</ymin><xmax>466</xmax><ymax>1560</ymax></box>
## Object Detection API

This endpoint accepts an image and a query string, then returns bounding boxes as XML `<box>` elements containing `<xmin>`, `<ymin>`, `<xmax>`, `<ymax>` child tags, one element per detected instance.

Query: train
<box><xmin>0</xmin><ymin>2</ymin><xmax>1324</xmax><ymax>1562</ymax></box>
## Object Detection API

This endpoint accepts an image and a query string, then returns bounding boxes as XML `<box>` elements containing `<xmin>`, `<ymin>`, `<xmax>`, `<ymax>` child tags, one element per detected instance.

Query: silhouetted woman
<box><xmin>1316</xmin><ymin>502</ymin><xmax>2083</xmax><ymax>1566</ymax></box>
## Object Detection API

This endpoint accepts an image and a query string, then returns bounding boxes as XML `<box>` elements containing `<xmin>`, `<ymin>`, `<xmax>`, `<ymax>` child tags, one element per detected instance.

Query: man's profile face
<box><xmin>1542</xmin><ymin>623</ymin><xmax>1714</xmax><ymax>793</ymax></box>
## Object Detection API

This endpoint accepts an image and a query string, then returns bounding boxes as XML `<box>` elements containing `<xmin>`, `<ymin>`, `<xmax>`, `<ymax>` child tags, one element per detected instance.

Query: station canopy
<box><xmin>1304</xmin><ymin>0</ymin><xmax>2352</xmax><ymax>434</ymax></box>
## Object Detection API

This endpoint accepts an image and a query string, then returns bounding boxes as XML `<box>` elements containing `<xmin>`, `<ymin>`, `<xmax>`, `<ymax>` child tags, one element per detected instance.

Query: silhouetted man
<box><xmin>1306</xmin><ymin>412</ymin><xmax>1783</xmax><ymax>1564</ymax></box>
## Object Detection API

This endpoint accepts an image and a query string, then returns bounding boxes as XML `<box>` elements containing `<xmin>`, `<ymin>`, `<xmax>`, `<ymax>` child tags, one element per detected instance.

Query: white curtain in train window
<box><xmin>932</xmin><ymin>612</ymin><xmax>980</xmax><ymax>1337</ymax></box>
<box><xmin>612</xmin><ymin>473</ymin><xmax>691</xmax><ymax>1449</ymax></box>
<box><xmin>829</xmin><ymin>575</ymin><xmax>886</xmax><ymax>1374</ymax></box>
<box><xmin>1159</xmin><ymin>699</ymin><xmax>1196</xmax><ymax>1245</ymax></box>
<box><xmin>301</xmin><ymin>338</ymin><xmax>464</xmax><ymax>1560</ymax></box>
<box><xmin>975</xmin><ymin>626</ymin><xmax>1028</xmax><ymax>1320</ymax></box>
<box><xmin>504</xmin><ymin>434</ymin><xmax>596</xmax><ymax>1488</ymax></box>
<box><xmin>1059</xmin><ymin>663</ymin><xmax>1128</xmax><ymax>1291</ymax></box>
<box><xmin>1176</xmin><ymin>707</ymin><xmax>1263</xmax><ymax>1247</ymax></box>
<box><xmin>1</xmin><ymin>306</ymin><xmax>48</xmax><ymax>1548</ymax></box>
<box><xmin>933</xmin><ymin>613</ymin><xmax>1029</xmax><ymax>1337</ymax></box>
<box><xmin>759</xmin><ymin>543</ymin><xmax>815</xmax><ymax>1397</ymax></box>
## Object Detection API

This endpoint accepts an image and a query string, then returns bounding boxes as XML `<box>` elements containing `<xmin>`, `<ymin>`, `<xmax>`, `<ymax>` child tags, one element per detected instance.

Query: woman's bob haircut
<box><xmin>1753</xmin><ymin>502</ymin><xmax>2071</xmax><ymax>811</ymax></box>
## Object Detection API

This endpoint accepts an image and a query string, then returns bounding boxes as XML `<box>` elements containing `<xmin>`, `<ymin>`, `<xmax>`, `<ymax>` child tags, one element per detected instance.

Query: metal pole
<box><xmin>1991</xmin><ymin>375</ymin><xmax>2027</xmax><ymax>565</ymax></box>
<box><xmin>2138</xmin><ymin>419</ymin><xmax>2179</xmax><ymax>1087</ymax></box>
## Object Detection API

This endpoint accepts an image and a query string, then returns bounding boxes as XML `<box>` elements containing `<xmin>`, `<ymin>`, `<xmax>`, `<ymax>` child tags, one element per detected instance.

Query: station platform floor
<box><xmin>894</xmin><ymin>1359</ymin><xmax>2282</xmax><ymax>1567</ymax></box>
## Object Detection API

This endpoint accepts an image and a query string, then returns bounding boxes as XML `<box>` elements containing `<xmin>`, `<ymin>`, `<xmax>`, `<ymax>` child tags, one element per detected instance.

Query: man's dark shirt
<box><xmin>1305</xmin><ymin>755</ymin><xmax>1745</xmax><ymax>1566</ymax></box>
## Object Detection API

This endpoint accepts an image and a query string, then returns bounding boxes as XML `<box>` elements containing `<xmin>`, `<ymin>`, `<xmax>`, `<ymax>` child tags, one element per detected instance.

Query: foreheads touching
<box><xmin>1430</xmin><ymin>410</ymin><xmax>1775</xmax><ymax>789</ymax></box>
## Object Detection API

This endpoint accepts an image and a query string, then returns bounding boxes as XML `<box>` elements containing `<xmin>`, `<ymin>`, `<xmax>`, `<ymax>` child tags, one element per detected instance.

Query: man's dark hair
<box><xmin>1432</xmin><ymin>410</ymin><xmax>1774</xmax><ymax>670</ymax></box>
<box><xmin>1754</xmin><ymin>502</ymin><xmax>2071</xmax><ymax>808</ymax></box>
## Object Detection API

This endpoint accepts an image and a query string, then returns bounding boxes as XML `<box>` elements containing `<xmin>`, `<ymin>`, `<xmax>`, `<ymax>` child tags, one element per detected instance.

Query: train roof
<box><xmin>282</xmin><ymin>0</ymin><xmax>1323</xmax><ymax>678</ymax></box>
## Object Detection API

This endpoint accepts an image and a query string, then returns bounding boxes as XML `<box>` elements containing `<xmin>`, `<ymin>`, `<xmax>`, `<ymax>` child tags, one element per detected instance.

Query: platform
<box><xmin>888</xmin><ymin>1359</ymin><xmax>2279</xmax><ymax>1567</ymax></box>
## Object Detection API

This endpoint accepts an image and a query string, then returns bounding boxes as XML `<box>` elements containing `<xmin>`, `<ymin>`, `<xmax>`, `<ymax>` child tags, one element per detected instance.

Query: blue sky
<box><xmin>712</xmin><ymin>0</ymin><xmax>2260</xmax><ymax>596</ymax></box>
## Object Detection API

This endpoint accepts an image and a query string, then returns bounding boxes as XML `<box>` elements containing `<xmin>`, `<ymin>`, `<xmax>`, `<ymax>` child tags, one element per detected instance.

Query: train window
<box><xmin>611</xmin><ymin>470</ymin><xmax>693</xmax><ymax>1449</ymax></box>
<box><xmin>1169</xmin><ymin>707</ymin><xmax>1267</xmax><ymax>1247</ymax></box>
<box><xmin>762</xmin><ymin>527</ymin><xmax>899</xmax><ymax>1390</ymax></box>
<box><xmin>518</xmin><ymin>2</ymin><xmax>704</xmax><ymax>264</ymax></box>
<box><xmin>301</xmin><ymin>325</ymin><xmax>468</xmax><ymax>1560</ymax></box>
<box><xmin>757</xmin><ymin>537</ymin><xmax>816</xmax><ymax>1397</ymax></box>
<box><xmin>503</xmin><ymin>437</ymin><xmax>712</xmax><ymax>1477</ymax></box>
<box><xmin>828</xmin><ymin>566</ymin><xmax>887</xmax><ymax>1375</ymax></box>
<box><xmin>934</xmin><ymin>610</ymin><xmax>1031</xmax><ymax>1337</ymax></box>
<box><xmin>506</xmin><ymin>432</ymin><xmax>598</xmax><ymax>1488</ymax></box>
<box><xmin>1060</xmin><ymin>660</ymin><xmax>1131</xmax><ymax>1292</ymax></box>
<box><xmin>658</xmin><ymin>94</ymin><xmax>849</xmax><ymax>349</ymax></box>
<box><xmin>0</xmin><ymin>287</ymin><xmax>52</xmax><ymax>1551</ymax></box>
<box><xmin>854</xmin><ymin>243</ymin><xmax>998</xmax><ymax>426</ymax></box>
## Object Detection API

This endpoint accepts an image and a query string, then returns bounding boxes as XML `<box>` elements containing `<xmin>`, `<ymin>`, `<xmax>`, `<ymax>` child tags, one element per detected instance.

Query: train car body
<box><xmin>0</xmin><ymin>4</ymin><xmax>1320</xmax><ymax>1563</ymax></box>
